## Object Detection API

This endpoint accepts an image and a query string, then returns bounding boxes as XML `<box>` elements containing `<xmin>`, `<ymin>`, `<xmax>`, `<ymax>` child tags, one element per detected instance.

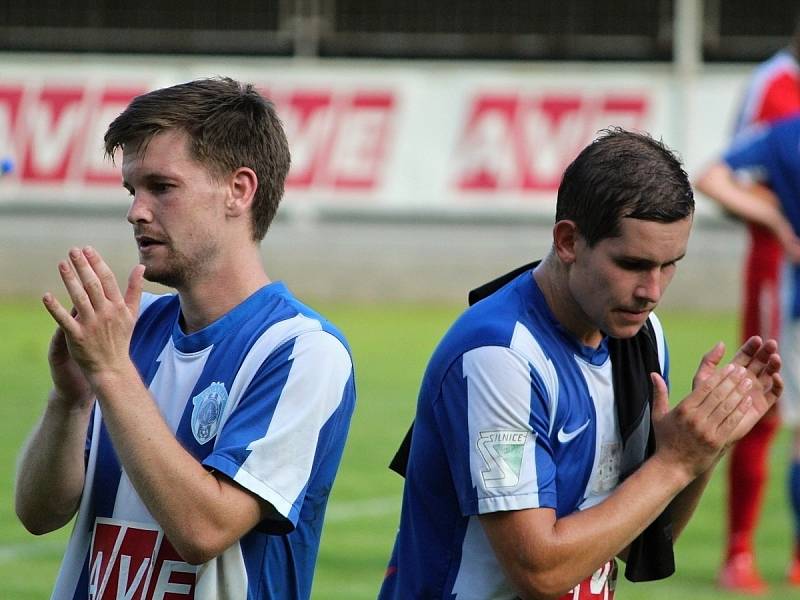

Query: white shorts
<box><xmin>779</xmin><ymin>266</ymin><xmax>800</xmax><ymax>425</ymax></box>
<box><xmin>779</xmin><ymin>315</ymin><xmax>800</xmax><ymax>425</ymax></box>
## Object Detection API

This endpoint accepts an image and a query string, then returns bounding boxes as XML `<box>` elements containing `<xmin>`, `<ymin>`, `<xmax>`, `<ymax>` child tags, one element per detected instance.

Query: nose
<box><xmin>634</xmin><ymin>268</ymin><xmax>662</xmax><ymax>305</ymax></box>
<box><xmin>126</xmin><ymin>193</ymin><xmax>152</xmax><ymax>225</ymax></box>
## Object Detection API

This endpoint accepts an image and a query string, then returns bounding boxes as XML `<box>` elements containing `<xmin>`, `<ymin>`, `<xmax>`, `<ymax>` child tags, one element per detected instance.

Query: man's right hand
<box><xmin>651</xmin><ymin>361</ymin><xmax>756</xmax><ymax>483</ymax></box>
<box><xmin>691</xmin><ymin>337</ymin><xmax>782</xmax><ymax>440</ymax></box>
<box><xmin>47</xmin><ymin>324</ymin><xmax>93</xmax><ymax>410</ymax></box>
<box><xmin>652</xmin><ymin>337</ymin><xmax>782</xmax><ymax>482</ymax></box>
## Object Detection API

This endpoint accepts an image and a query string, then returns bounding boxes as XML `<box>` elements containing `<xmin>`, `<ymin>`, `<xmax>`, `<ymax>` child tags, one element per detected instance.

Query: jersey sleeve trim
<box><xmin>204</xmin><ymin>453</ymin><xmax>297</xmax><ymax>531</ymax></box>
<box><xmin>478</xmin><ymin>491</ymin><xmax>557</xmax><ymax>514</ymax></box>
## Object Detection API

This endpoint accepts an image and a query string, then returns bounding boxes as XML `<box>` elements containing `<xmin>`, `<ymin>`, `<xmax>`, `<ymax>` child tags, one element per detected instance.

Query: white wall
<box><xmin>0</xmin><ymin>53</ymin><xmax>751</xmax><ymax>217</ymax></box>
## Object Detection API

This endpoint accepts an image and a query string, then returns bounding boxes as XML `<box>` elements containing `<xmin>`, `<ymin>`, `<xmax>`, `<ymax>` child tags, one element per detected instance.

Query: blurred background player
<box><xmin>714</xmin><ymin>16</ymin><xmax>800</xmax><ymax>594</ymax></box>
<box><xmin>697</xmin><ymin>114</ymin><xmax>800</xmax><ymax>594</ymax></box>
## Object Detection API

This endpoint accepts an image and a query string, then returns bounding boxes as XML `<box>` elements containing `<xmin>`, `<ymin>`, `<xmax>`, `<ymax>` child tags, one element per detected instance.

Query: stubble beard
<box><xmin>141</xmin><ymin>242</ymin><xmax>219</xmax><ymax>290</ymax></box>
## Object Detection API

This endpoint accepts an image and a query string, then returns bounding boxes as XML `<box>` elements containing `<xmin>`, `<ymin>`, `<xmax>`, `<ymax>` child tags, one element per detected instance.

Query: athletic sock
<box><xmin>726</xmin><ymin>416</ymin><xmax>779</xmax><ymax>559</ymax></box>
<box><xmin>791</xmin><ymin>461</ymin><xmax>800</xmax><ymax>560</ymax></box>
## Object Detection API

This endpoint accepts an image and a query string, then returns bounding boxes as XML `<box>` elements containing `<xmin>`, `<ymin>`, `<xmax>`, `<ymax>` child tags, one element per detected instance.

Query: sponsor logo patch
<box><xmin>477</xmin><ymin>430</ymin><xmax>530</xmax><ymax>488</ymax></box>
<box><xmin>88</xmin><ymin>518</ymin><xmax>197</xmax><ymax>599</ymax></box>
<box><xmin>558</xmin><ymin>559</ymin><xmax>618</xmax><ymax>599</ymax></box>
<box><xmin>191</xmin><ymin>381</ymin><xmax>228</xmax><ymax>445</ymax></box>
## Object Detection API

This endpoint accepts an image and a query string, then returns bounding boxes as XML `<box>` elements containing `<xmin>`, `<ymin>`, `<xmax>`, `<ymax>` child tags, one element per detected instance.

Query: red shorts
<box><xmin>742</xmin><ymin>224</ymin><xmax>782</xmax><ymax>342</ymax></box>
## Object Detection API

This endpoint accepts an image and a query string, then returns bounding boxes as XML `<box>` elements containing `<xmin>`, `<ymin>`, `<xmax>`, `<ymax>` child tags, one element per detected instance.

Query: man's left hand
<box><xmin>691</xmin><ymin>336</ymin><xmax>782</xmax><ymax>445</ymax></box>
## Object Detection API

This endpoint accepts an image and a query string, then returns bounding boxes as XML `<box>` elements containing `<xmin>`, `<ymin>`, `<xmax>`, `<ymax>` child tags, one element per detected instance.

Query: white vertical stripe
<box><xmin>50</xmin><ymin>407</ymin><xmax>103</xmax><ymax>600</ymax></box>
<box><xmin>452</xmin><ymin>517</ymin><xmax>517</xmax><ymax>599</ymax></box>
<box><xmin>195</xmin><ymin>543</ymin><xmax>248</xmax><ymax>600</ymax></box>
<box><xmin>778</xmin><ymin>261</ymin><xmax>800</xmax><ymax>423</ymax></box>
<box><xmin>575</xmin><ymin>358</ymin><xmax>618</xmax><ymax>509</ymax></box>
<box><xmin>154</xmin><ymin>338</ymin><xmax>213</xmax><ymax>432</ymax></box>
<box><xmin>463</xmin><ymin>346</ymin><xmax>538</xmax><ymax>514</ymax></box>
<box><xmin>137</xmin><ymin>291</ymin><xmax>171</xmax><ymax>317</ymax></box>
<box><xmin>648</xmin><ymin>314</ymin><xmax>667</xmax><ymax>375</ymax></box>
<box><xmin>217</xmin><ymin>314</ymin><xmax>325</xmax><ymax>435</ymax></box>
<box><xmin>235</xmin><ymin>330</ymin><xmax>352</xmax><ymax>518</ymax></box>
<box><xmin>113</xmin><ymin>339</ymin><xmax>212</xmax><ymax>524</ymax></box>
<box><xmin>510</xmin><ymin>323</ymin><xmax>559</xmax><ymax>435</ymax></box>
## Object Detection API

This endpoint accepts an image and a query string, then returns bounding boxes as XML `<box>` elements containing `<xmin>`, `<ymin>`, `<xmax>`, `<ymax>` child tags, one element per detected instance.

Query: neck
<box><xmin>534</xmin><ymin>253</ymin><xmax>603</xmax><ymax>348</ymax></box>
<box><xmin>176</xmin><ymin>246</ymin><xmax>269</xmax><ymax>334</ymax></box>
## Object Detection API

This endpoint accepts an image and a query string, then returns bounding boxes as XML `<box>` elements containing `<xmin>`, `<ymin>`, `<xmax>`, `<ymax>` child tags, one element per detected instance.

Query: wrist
<box><xmin>647</xmin><ymin>452</ymin><xmax>697</xmax><ymax>493</ymax></box>
<box><xmin>47</xmin><ymin>388</ymin><xmax>94</xmax><ymax>416</ymax></box>
<box><xmin>88</xmin><ymin>361</ymin><xmax>141</xmax><ymax>398</ymax></box>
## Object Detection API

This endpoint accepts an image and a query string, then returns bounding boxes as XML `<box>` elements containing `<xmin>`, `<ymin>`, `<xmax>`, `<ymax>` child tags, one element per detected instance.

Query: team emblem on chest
<box><xmin>191</xmin><ymin>381</ymin><xmax>228</xmax><ymax>445</ymax></box>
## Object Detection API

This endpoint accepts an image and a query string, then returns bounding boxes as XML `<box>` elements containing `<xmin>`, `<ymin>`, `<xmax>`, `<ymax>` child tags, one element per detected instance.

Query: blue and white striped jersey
<box><xmin>51</xmin><ymin>282</ymin><xmax>356</xmax><ymax>600</ymax></box>
<box><xmin>379</xmin><ymin>271</ymin><xmax>667</xmax><ymax>599</ymax></box>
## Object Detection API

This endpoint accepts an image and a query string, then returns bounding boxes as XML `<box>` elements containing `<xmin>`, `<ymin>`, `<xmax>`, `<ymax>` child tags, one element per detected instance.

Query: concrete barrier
<box><xmin>0</xmin><ymin>210</ymin><xmax>744</xmax><ymax>310</ymax></box>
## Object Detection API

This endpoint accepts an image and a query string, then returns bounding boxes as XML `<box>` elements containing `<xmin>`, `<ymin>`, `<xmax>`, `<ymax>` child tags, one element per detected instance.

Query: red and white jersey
<box><xmin>735</xmin><ymin>49</ymin><xmax>800</xmax><ymax>134</ymax></box>
<box><xmin>732</xmin><ymin>49</ymin><xmax>800</xmax><ymax>343</ymax></box>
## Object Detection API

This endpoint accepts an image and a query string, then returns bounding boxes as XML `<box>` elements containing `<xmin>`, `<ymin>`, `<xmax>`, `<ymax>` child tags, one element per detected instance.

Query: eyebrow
<box><xmin>616</xmin><ymin>253</ymin><xmax>686</xmax><ymax>268</ymax></box>
<box><xmin>122</xmin><ymin>172</ymin><xmax>178</xmax><ymax>190</ymax></box>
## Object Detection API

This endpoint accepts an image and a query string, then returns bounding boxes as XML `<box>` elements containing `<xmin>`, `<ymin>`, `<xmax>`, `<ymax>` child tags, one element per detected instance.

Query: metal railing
<box><xmin>0</xmin><ymin>0</ymin><xmax>796</xmax><ymax>61</ymax></box>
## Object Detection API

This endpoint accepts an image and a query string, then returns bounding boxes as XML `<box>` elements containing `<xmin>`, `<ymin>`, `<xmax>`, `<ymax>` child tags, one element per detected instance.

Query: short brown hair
<box><xmin>105</xmin><ymin>77</ymin><xmax>291</xmax><ymax>241</ymax></box>
<box><xmin>556</xmin><ymin>128</ymin><xmax>694</xmax><ymax>246</ymax></box>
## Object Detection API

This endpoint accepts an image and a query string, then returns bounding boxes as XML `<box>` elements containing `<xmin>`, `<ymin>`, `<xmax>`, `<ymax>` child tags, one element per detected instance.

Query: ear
<box><xmin>225</xmin><ymin>167</ymin><xmax>258</xmax><ymax>218</ymax></box>
<box><xmin>552</xmin><ymin>220</ymin><xmax>581</xmax><ymax>265</ymax></box>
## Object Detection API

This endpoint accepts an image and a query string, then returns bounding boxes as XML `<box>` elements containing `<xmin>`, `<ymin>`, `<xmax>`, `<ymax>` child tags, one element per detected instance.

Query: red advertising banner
<box><xmin>0</xmin><ymin>82</ymin><xmax>397</xmax><ymax>193</ymax></box>
<box><xmin>454</xmin><ymin>92</ymin><xmax>648</xmax><ymax>192</ymax></box>
<box><xmin>0</xmin><ymin>61</ymin><xmax>670</xmax><ymax>213</ymax></box>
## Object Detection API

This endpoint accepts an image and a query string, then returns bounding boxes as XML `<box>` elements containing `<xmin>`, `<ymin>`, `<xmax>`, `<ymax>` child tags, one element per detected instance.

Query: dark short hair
<box><xmin>555</xmin><ymin>127</ymin><xmax>694</xmax><ymax>246</ymax></box>
<box><xmin>104</xmin><ymin>76</ymin><xmax>291</xmax><ymax>241</ymax></box>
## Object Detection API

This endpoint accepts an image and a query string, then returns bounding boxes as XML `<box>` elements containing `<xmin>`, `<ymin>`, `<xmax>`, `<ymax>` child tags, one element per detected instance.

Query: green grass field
<box><xmin>0</xmin><ymin>299</ymin><xmax>795</xmax><ymax>598</ymax></box>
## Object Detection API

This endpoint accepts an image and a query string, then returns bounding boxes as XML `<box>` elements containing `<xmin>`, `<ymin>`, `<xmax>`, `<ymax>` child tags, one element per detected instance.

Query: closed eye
<box><xmin>615</xmin><ymin>258</ymin><xmax>654</xmax><ymax>271</ymax></box>
<box><xmin>615</xmin><ymin>257</ymin><xmax>682</xmax><ymax>272</ymax></box>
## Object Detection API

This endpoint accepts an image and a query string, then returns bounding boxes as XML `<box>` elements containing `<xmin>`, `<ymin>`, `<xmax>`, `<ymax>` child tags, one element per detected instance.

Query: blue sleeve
<box><xmin>723</xmin><ymin>126</ymin><xmax>774</xmax><ymax>177</ymax></box>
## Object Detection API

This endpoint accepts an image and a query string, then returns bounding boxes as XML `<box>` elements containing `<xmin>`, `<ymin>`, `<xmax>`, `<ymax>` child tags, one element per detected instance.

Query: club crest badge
<box><xmin>191</xmin><ymin>382</ymin><xmax>228</xmax><ymax>445</ymax></box>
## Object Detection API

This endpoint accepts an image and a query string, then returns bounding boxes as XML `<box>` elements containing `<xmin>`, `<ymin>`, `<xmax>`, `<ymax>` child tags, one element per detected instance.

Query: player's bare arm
<box><xmin>479</xmin><ymin>352</ymin><xmax>773</xmax><ymax>598</ymax></box>
<box><xmin>14</xmin><ymin>336</ymin><xmax>95</xmax><ymax>533</ymax></box>
<box><xmin>15</xmin><ymin>307</ymin><xmax>100</xmax><ymax>533</ymax></box>
<box><xmin>39</xmin><ymin>246</ymin><xmax>275</xmax><ymax>564</ymax></box>
<box><xmin>695</xmin><ymin>162</ymin><xmax>800</xmax><ymax>262</ymax></box>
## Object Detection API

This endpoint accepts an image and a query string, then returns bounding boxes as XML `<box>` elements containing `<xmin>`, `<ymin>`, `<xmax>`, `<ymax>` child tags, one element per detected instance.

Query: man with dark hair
<box><xmin>14</xmin><ymin>77</ymin><xmax>356</xmax><ymax>599</ymax></box>
<box><xmin>379</xmin><ymin>128</ymin><xmax>783</xmax><ymax>599</ymax></box>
